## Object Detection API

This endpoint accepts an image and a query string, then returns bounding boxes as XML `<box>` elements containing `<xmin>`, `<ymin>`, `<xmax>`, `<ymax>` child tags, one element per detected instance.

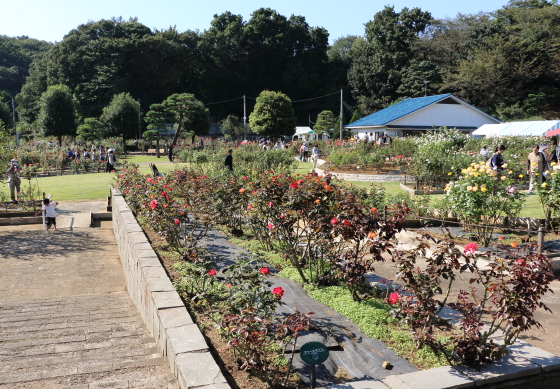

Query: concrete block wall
<box><xmin>111</xmin><ymin>188</ymin><xmax>230</xmax><ymax>389</ymax></box>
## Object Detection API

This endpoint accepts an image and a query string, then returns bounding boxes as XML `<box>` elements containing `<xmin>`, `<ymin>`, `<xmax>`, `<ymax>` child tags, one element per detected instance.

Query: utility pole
<box><xmin>11</xmin><ymin>98</ymin><xmax>18</xmax><ymax>146</ymax></box>
<box><xmin>339</xmin><ymin>89</ymin><xmax>343</xmax><ymax>141</ymax></box>
<box><xmin>138</xmin><ymin>99</ymin><xmax>142</xmax><ymax>139</ymax></box>
<box><xmin>243</xmin><ymin>95</ymin><xmax>247</xmax><ymax>127</ymax></box>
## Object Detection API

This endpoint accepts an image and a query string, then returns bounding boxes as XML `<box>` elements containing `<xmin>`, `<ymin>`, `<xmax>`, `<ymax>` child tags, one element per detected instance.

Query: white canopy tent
<box><xmin>476</xmin><ymin>121</ymin><xmax>560</xmax><ymax>137</ymax></box>
<box><xmin>471</xmin><ymin>123</ymin><xmax>509</xmax><ymax>137</ymax></box>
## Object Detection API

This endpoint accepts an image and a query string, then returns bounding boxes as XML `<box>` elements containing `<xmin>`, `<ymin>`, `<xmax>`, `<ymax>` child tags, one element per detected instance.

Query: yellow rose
<box><xmin>481</xmin><ymin>187</ymin><xmax>487</xmax><ymax>192</ymax></box>
<box><xmin>519</xmin><ymin>174</ymin><xmax>524</xmax><ymax>178</ymax></box>
<box><xmin>552</xmin><ymin>162</ymin><xmax>557</xmax><ymax>166</ymax></box>
<box><xmin>532</xmin><ymin>162</ymin><xmax>537</xmax><ymax>166</ymax></box>
<box><xmin>502</xmin><ymin>163</ymin><xmax>508</xmax><ymax>168</ymax></box>
<box><xmin>542</xmin><ymin>183</ymin><xmax>548</xmax><ymax>188</ymax></box>
<box><xmin>474</xmin><ymin>164</ymin><xmax>480</xmax><ymax>169</ymax></box>
<box><xmin>448</xmin><ymin>172</ymin><xmax>453</xmax><ymax>176</ymax></box>
<box><xmin>461</xmin><ymin>169</ymin><xmax>467</xmax><ymax>174</ymax></box>
<box><xmin>501</xmin><ymin>176</ymin><xmax>507</xmax><ymax>181</ymax></box>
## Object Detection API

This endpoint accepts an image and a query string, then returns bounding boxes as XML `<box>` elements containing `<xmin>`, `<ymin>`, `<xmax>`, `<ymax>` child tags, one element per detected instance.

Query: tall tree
<box><xmin>100</xmin><ymin>92</ymin><xmax>139</xmax><ymax>152</ymax></box>
<box><xmin>249</xmin><ymin>90</ymin><xmax>295</xmax><ymax>137</ymax></box>
<box><xmin>161</xmin><ymin>93</ymin><xmax>209</xmax><ymax>146</ymax></box>
<box><xmin>38</xmin><ymin>84</ymin><xmax>77</xmax><ymax>145</ymax></box>
<box><xmin>0</xmin><ymin>101</ymin><xmax>13</xmax><ymax>129</ymax></box>
<box><xmin>313</xmin><ymin>110</ymin><xmax>336</xmax><ymax>133</ymax></box>
<box><xmin>348</xmin><ymin>6</ymin><xmax>433</xmax><ymax>113</ymax></box>
<box><xmin>144</xmin><ymin>103</ymin><xmax>173</xmax><ymax>157</ymax></box>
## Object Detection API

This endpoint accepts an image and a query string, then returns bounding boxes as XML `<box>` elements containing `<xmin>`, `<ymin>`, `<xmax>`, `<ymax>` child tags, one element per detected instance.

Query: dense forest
<box><xmin>0</xmin><ymin>0</ymin><xmax>559</xmax><ymax>133</ymax></box>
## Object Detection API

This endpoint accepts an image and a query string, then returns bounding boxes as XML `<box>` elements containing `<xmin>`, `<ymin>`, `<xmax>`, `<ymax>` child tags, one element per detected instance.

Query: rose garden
<box><xmin>2</xmin><ymin>128</ymin><xmax>560</xmax><ymax>388</ymax></box>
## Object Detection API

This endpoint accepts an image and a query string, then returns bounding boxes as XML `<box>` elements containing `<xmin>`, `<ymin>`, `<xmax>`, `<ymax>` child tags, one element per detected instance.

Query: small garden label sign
<box><xmin>299</xmin><ymin>341</ymin><xmax>329</xmax><ymax>388</ymax></box>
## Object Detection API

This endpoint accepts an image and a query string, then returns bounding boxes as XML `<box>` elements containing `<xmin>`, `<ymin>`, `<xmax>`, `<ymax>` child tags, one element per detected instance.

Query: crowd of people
<box><xmin>480</xmin><ymin>139</ymin><xmax>560</xmax><ymax>194</ymax></box>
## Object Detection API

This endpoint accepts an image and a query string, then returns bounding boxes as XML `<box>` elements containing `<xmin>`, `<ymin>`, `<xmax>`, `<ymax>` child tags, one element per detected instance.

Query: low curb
<box><xmin>111</xmin><ymin>188</ymin><xmax>230</xmax><ymax>389</ymax></box>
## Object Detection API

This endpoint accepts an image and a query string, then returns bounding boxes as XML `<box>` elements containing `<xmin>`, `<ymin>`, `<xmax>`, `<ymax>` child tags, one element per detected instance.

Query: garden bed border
<box><xmin>110</xmin><ymin>188</ymin><xmax>230</xmax><ymax>389</ymax></box>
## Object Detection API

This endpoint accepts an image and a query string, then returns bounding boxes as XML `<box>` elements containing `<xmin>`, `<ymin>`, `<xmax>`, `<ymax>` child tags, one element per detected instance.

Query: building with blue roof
<box><xmin>345</xmin><ymin>94</ymin><xmax>500</xmax><ymax>139</ymax></box>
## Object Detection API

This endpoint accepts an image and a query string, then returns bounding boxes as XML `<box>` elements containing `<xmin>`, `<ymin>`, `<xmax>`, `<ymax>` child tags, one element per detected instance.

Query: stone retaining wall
<box><xmin>111</xmin><ymin>188</ymin><xmax>230</xmax><ymax>389</ymax></box>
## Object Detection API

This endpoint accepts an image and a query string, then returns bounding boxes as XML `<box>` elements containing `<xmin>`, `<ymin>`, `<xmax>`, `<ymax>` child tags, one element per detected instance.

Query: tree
<box><xmin>0</xmin><ymin>101</ymin><xmax>13</xmax><ymax>129</ymax></box>
<box><xmin>38</xmin><ymin>84</ymin><xmax>77</xmax><ymax>145</ymax></box>
<box><xmin>142</xmin><ymin>130</ymin><xmax>166</xmax><ymax>158</ymax></box>
<box><xmin>144</xmin><ymin>103</ymin><xmax>173</xmax><ymax>157</ymax></box>
<box><xmin>313</xmin><ymin>110</ymin><xmax>336</xmax><ymax>134</ymax></box>
<box><xmin>161</xmin><ymin>93</ymin><xmax>209</xmax><ymax>146</ymax></box>
<box><xmin>219</xmin><ymin>115</ymin><xmax>246</xmax><ymax>141</ymax></box>
<box><xmin>348</xmin><ymin>6</ymin><xmax>433</xmax><ymax>113</ymax></box>
<box><xmin>76</xmin><ymin>118</ymin><xmax>106</xmax><ymax>142</ymax></box>
<box><xmin>100</xmin><ymin>92</ymin><xmax>139</xmax><ymax>153</ymax></box>
<box><xmin>328</xmin><ymin>35</ymin><xmax>359</xmax><ymax>61</ymax></box>
<box><xmin>249</xmin><ymin>90</ymin><xmax>295</xmax><ymax>137</ymax></box>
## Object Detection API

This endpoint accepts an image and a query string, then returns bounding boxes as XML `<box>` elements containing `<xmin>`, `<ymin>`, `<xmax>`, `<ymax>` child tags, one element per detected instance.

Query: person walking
<box><xmin>35</xmin><ymin>197</ymin><xmax>59</xmax><ymax>233</ymax></box>
<box><xmin>311</xmin><ymin>144</ymin><xmax>320</xmax><ymax>169</ymax></box>
<box><xmin>224</xmin><ymin>149</ymin><xmax>233</xmax><ymax>172</ymax></box>
<box><xmin>6</xmin><ymin>159</ymin><xmax>21</xmax><ymax>203</ymax></box>
<box><xmin>490</xmin><ymin>145</ymin><xmax>506</xmax><ymax>171</ymax></box>
<box><xmin>106</xmin><ymin>149</ymin><xmax>115</xmax><ymax>172</ymax></box>
<box><xmin>479</xmin><ymin>145</ymin><xmax>490</xmax><ymax>159</ymax></box>
<box><xmin>527</xmin><ymin>144</ymin><xmax>549</xmax><ymax>194</ymax></box>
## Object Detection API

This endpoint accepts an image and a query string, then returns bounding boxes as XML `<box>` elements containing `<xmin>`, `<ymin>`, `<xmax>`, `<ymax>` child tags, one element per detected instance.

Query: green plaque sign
<box><xmin>299</xmin><ymin>341</ymin><xmax>329</xmax><ymax>364</ymax></box>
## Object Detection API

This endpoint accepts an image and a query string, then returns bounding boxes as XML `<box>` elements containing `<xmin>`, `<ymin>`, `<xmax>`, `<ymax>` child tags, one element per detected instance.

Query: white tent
<box><xmin>496</xmin><ymin>121</ymin><xmax>560</xmax><ymax>137</ymax></box>
<box><xmin>471</xmin><ymin>123</ymin><xmax>508</xmax><ymax>137</ymax></box>
<box><xmin>472</xmin><ymin>121</ymin><xmax>560</xmax><ymax>137</ymax></box>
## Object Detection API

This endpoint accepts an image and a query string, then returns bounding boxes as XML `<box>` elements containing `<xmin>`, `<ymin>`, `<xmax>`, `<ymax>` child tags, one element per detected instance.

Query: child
<box><xmin>35</xmin><ymin>198</ymin><xmax>59</xmax><ymax>233</ymax></box>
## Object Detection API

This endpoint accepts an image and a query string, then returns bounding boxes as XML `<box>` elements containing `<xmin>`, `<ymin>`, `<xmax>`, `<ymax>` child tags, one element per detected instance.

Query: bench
<box><xmin>147</xmin><ymin>149</ymin><xmax>166</xmax><ymax>155</ymax></box>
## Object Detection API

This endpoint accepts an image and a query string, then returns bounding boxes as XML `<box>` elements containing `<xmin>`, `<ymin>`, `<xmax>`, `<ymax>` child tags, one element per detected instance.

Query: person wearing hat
<box><xmin>6</xmin><ymin>159</ymin><xmax>21</xmax><ymax>203</ymax></box>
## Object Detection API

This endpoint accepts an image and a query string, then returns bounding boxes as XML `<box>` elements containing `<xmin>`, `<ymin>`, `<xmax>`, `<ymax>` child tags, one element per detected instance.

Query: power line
<box><xmin>204</xmin><ymin>96</ymin><xmax>243</xmax><ymax>106</ymax></box>
<box><xmin>291</xmin><ymin>91</ymin><xmax>340</xmax><ymax>103</ymax></box>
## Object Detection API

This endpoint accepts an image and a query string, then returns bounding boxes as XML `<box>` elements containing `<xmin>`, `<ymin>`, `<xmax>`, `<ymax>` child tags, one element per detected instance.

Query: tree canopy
<box><xmin>249</xmin><ymin>90</ymin><xmax>295</xmax><ymax>137</ymax></box>
<box><xmin>38</xmin><ymin>84</ymin><xmax>77</xmax><ymax>144</ymax></box>
<box><xmin>313</xmin><ymin>110</ymin><xmax>336</xmax><ymax>133</ymax></box>
<box><xmin>4</xmin><ymin>3</ymin><xmax>560</xmax><ymax>130</ymax></box>
<box><xmin>159</xmin><ymin>93</ymin><xmax>209</xmax><ymax>146</ymax></box>
<box><xmin>100</xmin><ymin>92</ymin><xmax>140</xmax><ymax>151</ymax></box>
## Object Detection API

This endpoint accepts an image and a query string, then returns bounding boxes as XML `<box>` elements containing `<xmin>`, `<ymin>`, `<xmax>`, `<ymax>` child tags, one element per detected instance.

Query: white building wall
<box><xmin>391</xmin><ymin>104</ymin><xmax>498</xmax><ymax>128</ymax></box>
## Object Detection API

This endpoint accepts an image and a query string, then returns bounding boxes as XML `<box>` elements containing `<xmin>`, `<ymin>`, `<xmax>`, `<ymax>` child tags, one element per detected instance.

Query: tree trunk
<box><xmin>156</xmin><ymin>139</ymin><xmax>160</xmax><ymax>158</ymax></box>
<box><xmin>122</xmin><ymin>135</ymin><xmax>127</xmax><ymax>155</ymax></box>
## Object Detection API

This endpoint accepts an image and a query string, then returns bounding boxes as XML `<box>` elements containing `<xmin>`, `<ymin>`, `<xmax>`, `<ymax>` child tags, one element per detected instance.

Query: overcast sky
<box><xmin>1</xmin><ymin>0</ymin><xmax>511</xmax><ymax>44</ymax></box>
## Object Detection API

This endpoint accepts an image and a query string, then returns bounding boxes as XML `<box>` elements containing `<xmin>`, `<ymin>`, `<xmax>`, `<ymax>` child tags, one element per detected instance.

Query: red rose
<box><xmin>208</xmin><ymin>269</ymin><xmax>217</xmax><ymax>276</ymax></box>
<box><xmin>174</xmin><ymin>219</ymin><xmax>180</xmax><ymax>225</ymax></box>
<box><xmin>342</xmin><ymin>220</ymin><xmax>351</xmax><ymax>227</ymax></box>
<box><xmin>272</xmin><ymin>287</ymin><xmax>284</xmax><ymax>298</ymax></box>
<box><xmin>259</xmin><ymin>267</ymin><xmax>270</xmax><ymax>275</ymax></box>
<box><xmin>388</xmin><ymin>292</ymin><xmax>399</xmax><ymax>304</ymax></box>
<box><xmin>330</xmin><ymin>217</ymin><xmax>338</xmax><ymax>225</ymax></box>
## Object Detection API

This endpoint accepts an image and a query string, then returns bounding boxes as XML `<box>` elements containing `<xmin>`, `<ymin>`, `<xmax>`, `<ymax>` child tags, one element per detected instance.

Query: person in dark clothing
<box><xmin>168</xmin><ymin>144</ymin><xmax>173</xmax><ymax>162</ymax></box>
<box><xmin>490</xmin><ymin>144</ymin><xmax>506</xmax><ymax>171</ymax></box>
<box><xmin>549</xmin><ymin>139</ymin><xmax>560</xmax><ymax>167</ymax></box>
<box><xmin>224</xmin><ymin>149</ymin><xmax>233</xmax><ymax>172</ymax></box>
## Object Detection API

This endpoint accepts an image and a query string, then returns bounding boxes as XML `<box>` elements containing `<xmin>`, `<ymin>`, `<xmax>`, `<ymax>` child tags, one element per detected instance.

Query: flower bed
<box><xmin>112</xmin><ymin>157</ymin><xmax>557</xmax><ymax>387</ymax></box>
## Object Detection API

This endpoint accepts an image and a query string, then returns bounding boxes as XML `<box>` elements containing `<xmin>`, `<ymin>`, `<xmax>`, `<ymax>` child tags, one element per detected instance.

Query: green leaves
<box><xmin>39</xmin><ymin>84</ymin><xmax>77</xmax><ymax>144</ymax></box>
<box><xmin>249</xmin><ymin>90</ymin><xmax>295</xmax><ymax>137</ymax></box>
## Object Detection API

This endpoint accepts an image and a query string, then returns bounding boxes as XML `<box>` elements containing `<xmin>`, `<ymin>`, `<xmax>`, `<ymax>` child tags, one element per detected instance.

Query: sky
<box><xmin>1</xmin><ymin>0</ymin><xmax>511</xmax><ymax>44</ymax></box>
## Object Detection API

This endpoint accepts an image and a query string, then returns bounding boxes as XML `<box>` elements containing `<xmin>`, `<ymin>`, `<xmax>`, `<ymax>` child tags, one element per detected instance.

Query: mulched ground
<box><xmin>143</xmin><ymin>228</ymin><xmax>310</xmax><ymax>389</ymax></box>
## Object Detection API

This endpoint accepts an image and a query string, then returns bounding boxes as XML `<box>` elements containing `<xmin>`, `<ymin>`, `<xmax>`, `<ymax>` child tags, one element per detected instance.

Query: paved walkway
<box><xmin>0</xmin><ymin>213</ymin><xmax>178</xmax><ymax>388</ymax></box>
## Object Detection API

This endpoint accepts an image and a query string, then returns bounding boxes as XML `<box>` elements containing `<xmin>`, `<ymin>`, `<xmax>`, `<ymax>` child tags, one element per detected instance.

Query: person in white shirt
<box><xmin>311</xmin><ymin>144</ymin><xmax>320</xmax><ymax>169</ymax></box>
<box><xmin>35</xmin><ymin>198</ymin><xmax>59</xmax><ymax>233</ymax></box>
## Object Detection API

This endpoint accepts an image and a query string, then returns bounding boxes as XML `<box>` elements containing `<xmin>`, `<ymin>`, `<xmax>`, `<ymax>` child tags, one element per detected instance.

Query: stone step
<box><xmin>0</xmin><ymin>363</ymin><xmax>178</xmax><ymax>388</ymax></box>
<box><xmin>0</xmin><ymin>346</ymin><xmax>163</xmax><ymax>374</ymax></box>
<box><xmin>0</xmin><ymin>333</ymin><xmax>156</xmax><ymax>358</ymax></box>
